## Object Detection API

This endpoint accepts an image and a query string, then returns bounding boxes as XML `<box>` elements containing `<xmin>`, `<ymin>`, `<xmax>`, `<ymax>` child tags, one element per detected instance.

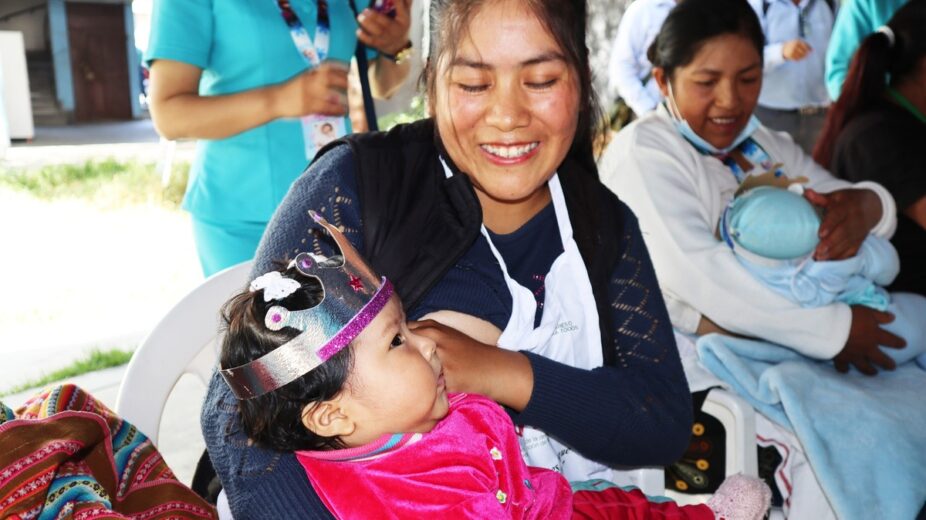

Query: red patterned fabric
<box><xmin>572</xmin><ymin>485</ymin><xmax>713</xmax><ymax>520</ymax></box>
<box><xmin>0</xmin><ymin>385</ymin><xmax>216</xmax><ymax>520</ymax></box>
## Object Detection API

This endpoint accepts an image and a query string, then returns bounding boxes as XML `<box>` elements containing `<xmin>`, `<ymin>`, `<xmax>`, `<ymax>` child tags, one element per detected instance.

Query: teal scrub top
<box><xmin>824</xmin><ymin>0</ymin><xmax>908</xmax><ymax>100</ymax></box>
<box><xmin>146</xmin><ymin>0</ymin><xmax>373</xmax><ymax>223</ymax></box>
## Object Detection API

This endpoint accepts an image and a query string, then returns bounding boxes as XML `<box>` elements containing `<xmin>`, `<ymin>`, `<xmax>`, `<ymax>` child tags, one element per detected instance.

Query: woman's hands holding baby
<box><xmin>837</xmin><ymin>306</ymin><xmax>906</xmax><ymax>375</ymax></box>
<box><xmin>804</xmin><ymin>188</ymin><xmax>882</xmax><ymax>261</ymax></box>
<box><xmin>409</xmin><ymin>320</ymin><xmax>534</xmax><ymax>411</ymax></box>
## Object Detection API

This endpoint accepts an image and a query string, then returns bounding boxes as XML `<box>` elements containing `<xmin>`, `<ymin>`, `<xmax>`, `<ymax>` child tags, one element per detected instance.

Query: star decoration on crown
<box><xmin>349</xmin><ymin>274</ymin><xmax>364</xmax><ymax>292</ymax></box>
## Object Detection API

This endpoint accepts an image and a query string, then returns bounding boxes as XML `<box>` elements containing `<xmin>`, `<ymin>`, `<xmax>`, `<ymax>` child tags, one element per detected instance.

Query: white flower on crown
<box><xmin>249</xmin><ymin>271</ymin><xmax>301</xmax><ymax>302</ymax></box>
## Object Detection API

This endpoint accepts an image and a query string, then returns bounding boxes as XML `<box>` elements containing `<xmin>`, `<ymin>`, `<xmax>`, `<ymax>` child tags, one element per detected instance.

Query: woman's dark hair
<box><xmin>424</xmin><ymin>0</ymin><xmax>603</xmax><ymax>171</ymax></box>
<box><xmin>813</xmin><ymin>0</ymin><xmax>926</xmax><ymax>169</ymax></box>
<box><xmin>220</xmin><ymin>265</ymin><xmax>353</xmax><ymax>452</ymax></box>
<box><xmin>647</xmin><ymin>0</ymin><xmax>765</xmax><ymax>80</ymax></box>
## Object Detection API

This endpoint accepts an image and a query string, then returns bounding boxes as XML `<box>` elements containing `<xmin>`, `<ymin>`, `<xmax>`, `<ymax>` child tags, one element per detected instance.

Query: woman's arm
<box><xmin>148</xmin><ymin>60</ymin><xmax>349</xmax><ymax>140</ymax></box>
<box><xmin>354</xmin><ymin>0</ymin><xmax>413</xmax><ymax>99</ymax></box>
<box><xmin>412</xmin><ymin>208</ymin><xmax>693</xmax><ymax>467</ymax></box>
<box><xmin>520</xmin><ymin>209</ymin><xmax>692</xmax><ymax>467</ymax></box>
<box><xmin>607</xmin><ymin>2</ymin><xmax>660</xmax><ymax>115</ymax></box>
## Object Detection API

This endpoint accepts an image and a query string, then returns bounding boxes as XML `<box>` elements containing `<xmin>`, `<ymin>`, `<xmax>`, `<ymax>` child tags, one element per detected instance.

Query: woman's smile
<box><xmin>707</xmin><ymin>114</ymin><xmax>745</xmax><ymax>135</ymax></box>
<box><xmin>479</xmin><ymin>141</ymin><xmax>541</xmax><ymax>164</ymax></box>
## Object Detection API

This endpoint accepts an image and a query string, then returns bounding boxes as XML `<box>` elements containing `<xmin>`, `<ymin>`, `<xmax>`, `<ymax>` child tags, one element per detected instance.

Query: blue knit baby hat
<box><xmin>725</xmin><ymin>186</ymin><xmax>821</xmax><ymax>260</ymax></box>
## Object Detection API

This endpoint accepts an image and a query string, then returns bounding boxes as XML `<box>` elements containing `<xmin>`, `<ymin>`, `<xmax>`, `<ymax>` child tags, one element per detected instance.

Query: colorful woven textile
<box><xmin>0</xmin><ymin>384</ymin><xmax>217</xmax><ymax>520</ymax></box>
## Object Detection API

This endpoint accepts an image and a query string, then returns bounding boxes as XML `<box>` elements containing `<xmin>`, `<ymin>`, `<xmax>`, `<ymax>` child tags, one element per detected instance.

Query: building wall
<box><xmin>0</xmin><ymin>1</ymin><xmax>48</xmax><ymax>52</ymax></box>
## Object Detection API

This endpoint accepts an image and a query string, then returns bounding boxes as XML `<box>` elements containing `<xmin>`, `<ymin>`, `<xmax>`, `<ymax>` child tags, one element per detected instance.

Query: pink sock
<box><xmin>706</xmin><ymin>474</ymin><xmax>772</xmax><ymax>520</ymax></box>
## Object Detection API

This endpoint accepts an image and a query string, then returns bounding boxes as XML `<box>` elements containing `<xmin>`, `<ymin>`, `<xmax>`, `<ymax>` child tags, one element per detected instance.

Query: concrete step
<box><xmin>29</xmin><ymin>86</ymin><xmax>69</xmax><ymax>125</ymax></box>
<box><xmin>33</xmin><ymin>111</ymin><xmax>70</xmax><ymax>126</ymax></box>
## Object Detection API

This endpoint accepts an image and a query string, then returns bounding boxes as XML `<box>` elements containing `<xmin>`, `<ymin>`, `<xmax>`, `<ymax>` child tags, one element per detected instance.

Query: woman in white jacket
<box><xmin>599</xmin><ymin>0</ymin><xmax>907</xmax><ymax>516</ymax></box>
<box><xmin>600</xmin><ymin>0</ymin><xmax>903</xmax><ymax>371</ymax></box>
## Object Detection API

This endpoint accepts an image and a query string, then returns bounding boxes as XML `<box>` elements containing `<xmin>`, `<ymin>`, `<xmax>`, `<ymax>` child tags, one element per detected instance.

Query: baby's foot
<box><xmin>706</xmin><ymin>474</ymin><xmax>771</xmax><ymax>520</ymax></box>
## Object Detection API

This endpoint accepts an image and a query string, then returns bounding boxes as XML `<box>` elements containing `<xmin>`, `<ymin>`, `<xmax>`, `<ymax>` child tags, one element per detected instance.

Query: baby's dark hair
<box><xmin>220</xmin><ymin>263</ymin><xmax>353</xmax><ymax>451</ymax></box>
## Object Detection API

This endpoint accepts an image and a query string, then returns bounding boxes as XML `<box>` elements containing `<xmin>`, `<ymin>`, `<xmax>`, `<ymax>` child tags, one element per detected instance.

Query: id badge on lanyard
<box><xmin>276</xmin><ymin>0</ymin><xmax>349</xmax><ymax>160</ymax></box>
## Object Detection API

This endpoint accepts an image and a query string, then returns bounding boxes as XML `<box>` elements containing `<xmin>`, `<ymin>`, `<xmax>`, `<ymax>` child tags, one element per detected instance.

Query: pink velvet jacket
<box><xmin>296</xmin><ymin>393</ymin><xmax>572</xmax><ymax>519</ymax></box>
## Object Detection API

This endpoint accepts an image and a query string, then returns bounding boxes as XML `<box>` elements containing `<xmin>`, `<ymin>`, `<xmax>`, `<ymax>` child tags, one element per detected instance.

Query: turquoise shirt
<box><xmin>824</xmin><ymin>0</ymin><xmax>907</xmax><ymax>101</ymax></box>
<box><xmin>146</xmin><ymin>0</ymin><xmax>372</xmax><ymax>223</ymax></box>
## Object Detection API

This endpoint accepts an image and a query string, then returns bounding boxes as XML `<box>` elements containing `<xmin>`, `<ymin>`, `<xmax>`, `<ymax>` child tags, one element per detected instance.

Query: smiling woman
<box><xmin>599</xmin><ymin>0</ymin><xmax>901</xmax><ymax>515</ymax></box>
<box><xmin>199</xmin><ymin>0</ymin><xmax>693</xmax><ymax>517</ymax></box>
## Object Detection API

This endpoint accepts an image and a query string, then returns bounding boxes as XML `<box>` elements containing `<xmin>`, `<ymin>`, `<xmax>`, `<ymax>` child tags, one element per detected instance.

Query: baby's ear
<box><xmin>301</xmin><ymin>398</ymin><xmax>355</xmax><ymax>438</ymax></box>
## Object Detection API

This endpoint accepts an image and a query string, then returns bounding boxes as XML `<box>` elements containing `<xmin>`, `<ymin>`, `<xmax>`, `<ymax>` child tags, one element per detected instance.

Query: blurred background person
<box><xmin>824</xmin><ymin>0</ymin><xmax>908</xmax><ymax>100</ymax></box>
<box><xmin>146</xmin><ymin>0</ymin><xmax>413</xmax><ymax>277</ymax></box>
<box><xmin>814</xmin><ymin>0</ymin><xmax>926</xmax><ymax>296</ymax></box>
<box><xmin>750</xmin><ymin>0</ymin><xmax>835</xmax><ymax>154</ymax></box>
<box><xmin>606</xmin><ymin>0</ymin><xmax>678</xmax><ymax>128</ymax></box>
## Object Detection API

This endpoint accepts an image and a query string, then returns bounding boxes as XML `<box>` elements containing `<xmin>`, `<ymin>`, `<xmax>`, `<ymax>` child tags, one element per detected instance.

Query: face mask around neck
<box><xmin>666</xmin><ymin>82</ymin><xmax>760</xmax><ymax>155</ymax></box>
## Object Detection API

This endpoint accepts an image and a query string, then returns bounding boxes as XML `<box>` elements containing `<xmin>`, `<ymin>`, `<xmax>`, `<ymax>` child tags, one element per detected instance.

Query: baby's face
<box><xmin>337</xmin><ymin>295</ymin><xmax>449</xmax><ymax>446</ymax></box>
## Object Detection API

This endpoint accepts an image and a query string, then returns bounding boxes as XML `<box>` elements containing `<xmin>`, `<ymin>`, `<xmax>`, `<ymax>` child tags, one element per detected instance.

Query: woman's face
<box><xmin>655</xmin><ymin>33</ymin><xmax>762</xmax><ymax>150</ymax></box>
<box><xmin>432</xmin><ymin>0</ymin><xmax>580</xmax><ymax>207</ymax></box>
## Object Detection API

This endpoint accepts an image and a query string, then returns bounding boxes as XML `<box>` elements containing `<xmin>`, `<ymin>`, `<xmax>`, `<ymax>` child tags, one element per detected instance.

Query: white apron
<box><xmin>440</xmin><ymin>160</ymin><xmax>611</xmax><ymax>482</ymax></box>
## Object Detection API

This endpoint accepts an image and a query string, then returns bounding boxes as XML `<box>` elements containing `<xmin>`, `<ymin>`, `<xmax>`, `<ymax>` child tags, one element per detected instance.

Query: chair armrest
<box><xmin>702</xmin><ymin>387</ymin><xmax>758</xmax><ymax>478</ymax></box>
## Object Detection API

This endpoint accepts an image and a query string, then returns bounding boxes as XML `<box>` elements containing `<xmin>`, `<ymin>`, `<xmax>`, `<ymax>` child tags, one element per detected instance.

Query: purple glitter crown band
<box><xmin>219</xmin><ymin>212</ymin><xmax>393</xmax><ymax>400</ymax></box>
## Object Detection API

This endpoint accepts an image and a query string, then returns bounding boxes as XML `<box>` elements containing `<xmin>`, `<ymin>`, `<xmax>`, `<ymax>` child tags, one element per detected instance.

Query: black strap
<box><xmin>348</xmin><ymin>0</ymin><xmax>379</xmax><ymax>131</ymax></box>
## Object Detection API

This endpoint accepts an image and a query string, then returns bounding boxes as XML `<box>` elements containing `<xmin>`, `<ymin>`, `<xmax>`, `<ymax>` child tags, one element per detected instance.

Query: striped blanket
<box><xmin>0</xmin><ymin>384</ymin><xmax>216</xmax><ymax>519</ymax></box>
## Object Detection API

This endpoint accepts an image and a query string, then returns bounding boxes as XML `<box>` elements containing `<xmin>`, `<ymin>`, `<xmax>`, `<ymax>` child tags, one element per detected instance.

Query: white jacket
<box><xmin>599</xmin><ymin>106</ymin><xmax>897</xmax><ymax>359</ymax></box>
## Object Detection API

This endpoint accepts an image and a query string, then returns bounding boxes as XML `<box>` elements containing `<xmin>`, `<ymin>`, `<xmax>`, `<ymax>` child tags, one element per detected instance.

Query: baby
<box><xmin>219</xmin><ymin>211</ymin><xmax>771</xmax><ymax>519</ymax></box>
<box><xmin>720</xmin><ymin>186</ymin><xmax>926</xmax><ymax>369</ymax></box>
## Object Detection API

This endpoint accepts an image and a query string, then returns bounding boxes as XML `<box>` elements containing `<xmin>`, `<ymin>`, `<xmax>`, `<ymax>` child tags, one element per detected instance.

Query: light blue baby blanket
<box><xmin>697</xmin><ymin>334</ymin><xmax>926</xmax><ymax>520</ymax></box>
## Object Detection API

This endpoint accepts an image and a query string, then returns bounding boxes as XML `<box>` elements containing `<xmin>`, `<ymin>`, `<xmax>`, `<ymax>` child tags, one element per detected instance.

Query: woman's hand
<box><xmin>835</xmin><ymin>306</ymin><xmax>906</xmax><ymax>375</ymax></box>
<box><xmin>903</xmin><ymin>195</ymin><xmax>926</xmax><ymax>231</ymax></box>
<box><xmin>804</xmin><ymin>188</ymin><xmax>882</xmax><ymax>261</ymax></box>
<box><xmin>409</xmin><ymin>320</ymin><xmax>534</xmax><ymax>411</ymax></box>
<box><xmin>782</xmin><ymin>39</ymin><xmax>812</xmax><ymax>61</ymax></box>
<box><xmin>355</xmin><ymin>0</ymin><xmax>412</xmax><ymax>56</ymax></box>
<box><xmin>271</xmin><ymin>62</ymin><xmax>350</xmax><ymax>119</ymax></box>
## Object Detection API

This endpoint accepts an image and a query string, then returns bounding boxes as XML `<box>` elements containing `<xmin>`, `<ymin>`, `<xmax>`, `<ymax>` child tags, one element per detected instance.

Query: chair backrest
<box><xmin>115</xmin><ymin>260</ymin><xmax>253</xmax><ymax>445</ymax></box>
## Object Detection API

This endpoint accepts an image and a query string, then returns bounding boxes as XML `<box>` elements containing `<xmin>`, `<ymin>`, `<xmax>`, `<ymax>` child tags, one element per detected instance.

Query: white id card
<box><xmin>302</xmin><ymin>115</ymin><xmax>347</xmax><ymax>160</ymax></box>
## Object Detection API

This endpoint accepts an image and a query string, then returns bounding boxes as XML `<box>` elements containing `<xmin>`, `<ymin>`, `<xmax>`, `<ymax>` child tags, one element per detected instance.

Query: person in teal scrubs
<box><xmin>146</xmin><ymin>0</ymin><xmax>414</xmax><ymax>276</ymax></box>
<box><xmin>824</xmin><ymin>0</ymin><xmax>908</xmax><ymax>100</ymax></box>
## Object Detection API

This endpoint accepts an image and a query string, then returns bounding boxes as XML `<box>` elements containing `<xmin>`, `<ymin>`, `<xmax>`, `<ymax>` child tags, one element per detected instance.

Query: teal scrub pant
<box><xmin>191</xmin><ymin>216</ymin><xmax>266</xmax><ymax>277</ymax></box>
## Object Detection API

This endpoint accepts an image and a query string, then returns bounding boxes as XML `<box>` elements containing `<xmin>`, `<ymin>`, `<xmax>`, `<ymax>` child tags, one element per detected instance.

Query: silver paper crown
<box><xmin>220</xmin><ymin>211</ymin><xmax>393</xmax><ymax>400</ymax></box>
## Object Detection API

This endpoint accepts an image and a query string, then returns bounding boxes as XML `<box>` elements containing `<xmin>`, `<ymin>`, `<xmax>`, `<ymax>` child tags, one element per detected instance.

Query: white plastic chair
<box><xmin>702</xmin><ymin>387</ymin><xmax>759</xmax><ymax>479</ymax></box>
<box><xmin>115</xmin><ymin>260</ymin><xmax>252</xmax><ymax>445</ymax></box>
<box><xmin>665</xmin><ymin>387</ymin><xmax>759</xmax><ymax>506</ymax></box>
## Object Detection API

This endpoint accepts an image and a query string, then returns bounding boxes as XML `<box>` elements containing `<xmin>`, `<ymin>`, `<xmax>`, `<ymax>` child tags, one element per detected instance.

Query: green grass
<box><xmin>0</xmin><ymin>159</ymin><xmax>189</xmax><ymax>209</ymax></box>
<box><xmin>378</xmin><ymin>94</ymin><xmax>427</xmax><ymax>131</ymax></box>
<box><xmin>0</xmin><ymin>348</ymin><xmax>134</xmax><ymax>397</ymax></box>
